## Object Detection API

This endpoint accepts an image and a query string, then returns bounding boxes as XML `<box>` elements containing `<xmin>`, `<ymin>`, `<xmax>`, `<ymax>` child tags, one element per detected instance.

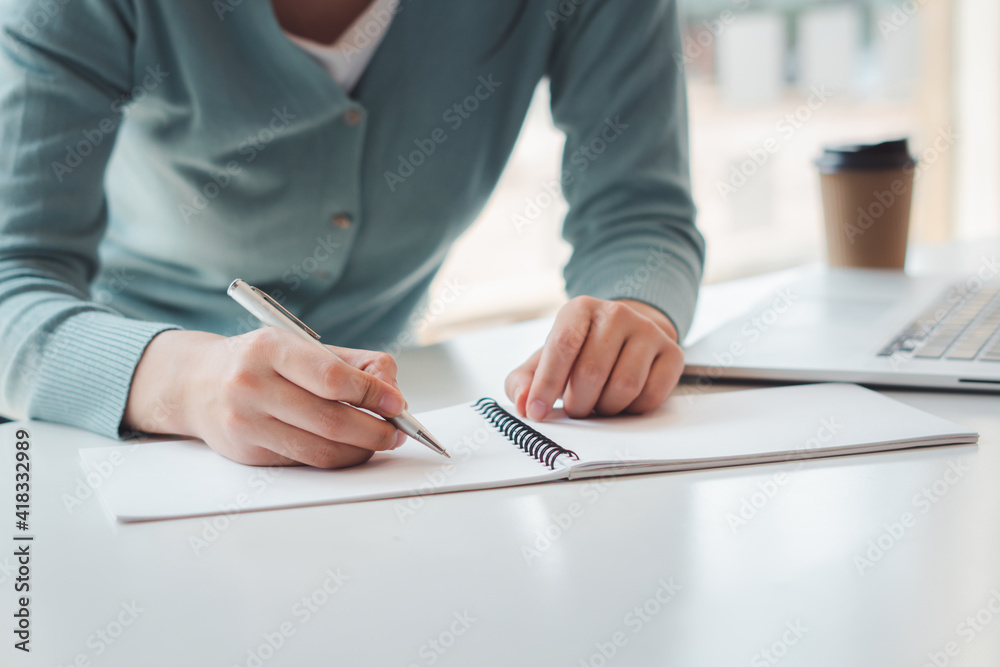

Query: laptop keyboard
<box><xmin>878</xmin><ymin>282</ymin><xmax>1000</xmax><ymax>361</ymax></box>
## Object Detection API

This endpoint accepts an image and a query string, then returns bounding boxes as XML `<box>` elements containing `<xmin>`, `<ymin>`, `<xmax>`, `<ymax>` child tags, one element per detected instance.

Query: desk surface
<box><xmin>3</xmin><ymin>258</ymin><xmax>1000</xmax><ymax>667</ymax></box>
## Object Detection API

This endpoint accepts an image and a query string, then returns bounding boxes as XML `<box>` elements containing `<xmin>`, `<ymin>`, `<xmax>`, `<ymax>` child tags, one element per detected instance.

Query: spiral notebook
<box><xmin>79</xmin><ymin>383</ymin><xmax>978</xmax><ymax>522</ymax></box>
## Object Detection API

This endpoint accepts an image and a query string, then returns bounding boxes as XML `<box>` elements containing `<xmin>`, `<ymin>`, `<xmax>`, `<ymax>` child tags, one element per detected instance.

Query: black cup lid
<box><xmin>815</xmin><ymin>138</ymin><xmax>916</xmax><ymax>173</ymax></box>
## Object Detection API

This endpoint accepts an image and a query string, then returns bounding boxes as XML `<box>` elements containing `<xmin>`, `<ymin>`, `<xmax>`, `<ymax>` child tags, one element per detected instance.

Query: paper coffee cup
<box><xmin>815</xmin><ymin>139</ymin><xmax>917</xmax><ymax>270</ymax></box>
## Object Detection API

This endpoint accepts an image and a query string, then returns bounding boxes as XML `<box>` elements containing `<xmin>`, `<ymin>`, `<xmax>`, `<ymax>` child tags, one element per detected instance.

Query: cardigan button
<box><xmin>342</xmin><ymin>109</ymin><xmax>362</xmax><ymax>126</ymax></box>
<box><xmin>332</xmin><ymin>214</ymin><xmax>353</xmax><ymax>229</ymax></box>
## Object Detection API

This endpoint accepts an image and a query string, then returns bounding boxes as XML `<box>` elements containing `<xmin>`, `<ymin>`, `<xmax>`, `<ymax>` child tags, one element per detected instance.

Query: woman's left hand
<box><xmin>505</xmin><ymin>297</ymin><xmax>684</xmax><ymax>421</ymax></box>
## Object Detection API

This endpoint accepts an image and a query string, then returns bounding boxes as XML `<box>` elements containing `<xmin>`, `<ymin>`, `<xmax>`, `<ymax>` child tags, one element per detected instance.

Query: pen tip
<box><xmin>419</xmin><ymin>430</ymin><xmax>450</xmax><ymax>458</ymax></box>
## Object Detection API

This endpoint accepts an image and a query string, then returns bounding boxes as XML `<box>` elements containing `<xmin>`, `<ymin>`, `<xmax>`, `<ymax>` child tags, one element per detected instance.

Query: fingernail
<box><xmin>393</xmin><ymin>431</ymin><xmax>407</xmax><ymax>449</ymax></box>
<box><xmin>381</xmin><ymin>393</ymin><xmax>404</xmax><ymax>415</ymax></box>
<box><xmin>527</xmin><ymin>400</ymin><xmax>548</xmax><ymax>421</ymax></box>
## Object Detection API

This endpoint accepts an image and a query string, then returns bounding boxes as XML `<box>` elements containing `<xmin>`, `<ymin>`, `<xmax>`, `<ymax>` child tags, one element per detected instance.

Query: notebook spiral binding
<box><xmin>473</xmin><ymin>398</ymin><xmax>579</xmax><ymax>470</ymax></box>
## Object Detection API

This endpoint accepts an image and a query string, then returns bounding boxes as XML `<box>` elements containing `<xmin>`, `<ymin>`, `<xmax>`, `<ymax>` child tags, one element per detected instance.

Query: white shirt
<box><xmin>284</xmin><ymin>0</ymin><xmax>399</xmax><ymax>91</ymax></box>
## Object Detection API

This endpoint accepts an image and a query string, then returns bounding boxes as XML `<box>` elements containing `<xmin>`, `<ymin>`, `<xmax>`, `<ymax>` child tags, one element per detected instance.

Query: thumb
<box><xmin>505</xmin><ymin>348</ymin><xmax>542</xmax><ymax>417</ymax></box>
<box><xmin>345</xmin><ymin>363</ymin><xmax>406</xmax><ymax>418</ymax></box>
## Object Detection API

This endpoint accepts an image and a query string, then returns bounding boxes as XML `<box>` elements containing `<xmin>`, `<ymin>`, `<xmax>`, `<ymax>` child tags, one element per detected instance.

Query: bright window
<box><xmin>424</xmin><ymin>0</ymin><xmax>992</xmax><ymax>343</ymax></box>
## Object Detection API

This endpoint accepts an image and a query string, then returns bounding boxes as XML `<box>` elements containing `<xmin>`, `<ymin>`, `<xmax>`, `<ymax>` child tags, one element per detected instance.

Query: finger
<box><xmin>505</xmin><ymin>348</ymin><xmax>542</xmax><ymax>417</ymax></box>
<box><xmin>212</xmin><ymin>441</ymin><xmax>299</xmax><ymax>467</ymax></box>
<box><xmin>525</xmin><ymin>306</ymin><xmax>593</xmax><ymax>420</ymax></box>
<box><xmin>593</xmin><ymin>337</ymin><xmax>658</xmax><ymax>416</ymax></box>
<box><xmin>264</xmin><ymin>376</ymin><xmax>403</xmax><ymax>452</ymax></box>
<box><xmin>562</xmin><ymin>317</ymin><xmax>628</xmax><ymax>418</ymax></box>
<box><xmin>330</xmin><ymin>347</ymin><xmax>400</xmax><ymax>388</ymax></box>
<box><xmin>249</xmin><ymin>415</ymin><xmax>377</xmax><ymax>469</ymax></box>
<box><xmin>255</xmin><ymin>331</ymin><xmax>404</xmax><ymax>417</ymax></box>
<box><xmin>626</xmin><ymin>346</ymin><xmax>684</xmax><ymax>414</ymax></box>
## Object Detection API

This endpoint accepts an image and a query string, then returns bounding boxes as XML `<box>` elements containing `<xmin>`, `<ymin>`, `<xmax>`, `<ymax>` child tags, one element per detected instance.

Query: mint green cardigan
<box><xmin>0</xmin><ymin>0</ymin><xmax>703</xmax><ymax>437</ymax></box>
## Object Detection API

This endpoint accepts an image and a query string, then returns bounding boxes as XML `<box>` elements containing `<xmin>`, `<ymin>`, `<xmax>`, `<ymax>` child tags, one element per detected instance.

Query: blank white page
<box><xmin>80</xmin><ymin>383</ymin><xmax>976</xmax><ymax>522</ymax></box>
<box><xmin>80</xmin><ymin>402</ymin><xmax>563</xmax><ymax>522</ymax></box>
<box><xmin>525</xmin><ymin>383</ymin><xmax>977</xmax><ymax>475</ymax></box>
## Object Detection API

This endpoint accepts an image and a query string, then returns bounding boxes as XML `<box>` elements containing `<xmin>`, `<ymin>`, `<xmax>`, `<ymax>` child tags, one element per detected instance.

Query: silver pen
<box><xmin>227</xmin><ymin>279</ymin><xmax>450</xmax><ymax>458</ymax></box>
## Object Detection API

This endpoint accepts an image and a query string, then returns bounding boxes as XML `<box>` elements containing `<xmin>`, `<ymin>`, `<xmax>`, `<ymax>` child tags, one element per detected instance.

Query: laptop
<box><xmin>683</xmin><ymin>266</ymin><xmax>1000</xmax><ymax>391</ymax></box>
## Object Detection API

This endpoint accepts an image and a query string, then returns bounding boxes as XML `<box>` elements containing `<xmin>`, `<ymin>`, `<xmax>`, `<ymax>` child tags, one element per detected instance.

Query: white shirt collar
<box><xmin>283</xmin><ymin>0</ymin><xmax>399</xmax><ymax>92</ymax></box>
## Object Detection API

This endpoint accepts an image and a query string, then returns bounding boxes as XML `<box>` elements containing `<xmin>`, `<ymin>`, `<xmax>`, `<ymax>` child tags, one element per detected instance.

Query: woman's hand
<box><xmin>123</xmin><ymin>328</ymin><xmax>407</xmax><ymax>468</ymax></box>
<box><xmin>505</xmin><ymin>297</ymin><xmax>683</xmax><ymax>421</ymax></box>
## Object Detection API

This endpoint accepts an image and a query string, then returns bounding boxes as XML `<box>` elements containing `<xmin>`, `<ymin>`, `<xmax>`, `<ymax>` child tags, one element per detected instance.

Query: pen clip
<box><xmin>251</xmin><ymin>286</ymin><xmax>321</xmax><ymax>340</ymax></box>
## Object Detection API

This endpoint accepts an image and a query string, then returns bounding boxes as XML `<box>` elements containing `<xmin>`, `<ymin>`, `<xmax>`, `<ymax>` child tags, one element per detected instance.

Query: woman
<box><xmin>0</xmin><ymin>0</ymin><xmax>703</xmax><ymax>468</ymax></box>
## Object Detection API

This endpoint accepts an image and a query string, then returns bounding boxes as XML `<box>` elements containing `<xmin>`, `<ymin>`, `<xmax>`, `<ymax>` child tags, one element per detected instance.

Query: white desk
<box><xmin>3</xmin><ymin>263</ymin><xmax>999</xmax><ymax>667</ymax></box>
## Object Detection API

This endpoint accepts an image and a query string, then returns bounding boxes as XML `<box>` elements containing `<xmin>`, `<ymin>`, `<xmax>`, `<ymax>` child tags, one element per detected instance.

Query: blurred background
<box><xmin>420</xmin><ymin>0</ymin><xmax>997</xmax><ymax>342</ymax></box>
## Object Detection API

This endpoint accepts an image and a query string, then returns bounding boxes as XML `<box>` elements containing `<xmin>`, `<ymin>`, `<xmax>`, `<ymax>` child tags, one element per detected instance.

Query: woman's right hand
<box><xmin>123</xmin><ymin>328</ymin><xmax>408</xmax><ymax>468</ymax></box>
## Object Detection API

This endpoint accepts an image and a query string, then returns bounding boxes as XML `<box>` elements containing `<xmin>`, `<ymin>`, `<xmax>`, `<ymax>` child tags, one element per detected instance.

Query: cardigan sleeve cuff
<box><xmin>27</xmin><ymin>310</ymin><xmax>181</xmax><ymax>439</ymax></box>
<box><xmin>566</xmin><ymin>253</ymin><xmax>701</xmax><ymax>344</ymax></box>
